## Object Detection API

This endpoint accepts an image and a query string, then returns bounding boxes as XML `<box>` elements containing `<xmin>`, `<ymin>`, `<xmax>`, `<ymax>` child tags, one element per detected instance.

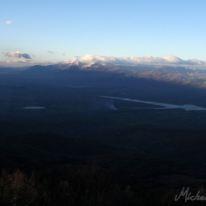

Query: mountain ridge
<box><xmin>64</xmin><ymin>55</ymin><xmax>206</xmax><ymax>68</ymax></box>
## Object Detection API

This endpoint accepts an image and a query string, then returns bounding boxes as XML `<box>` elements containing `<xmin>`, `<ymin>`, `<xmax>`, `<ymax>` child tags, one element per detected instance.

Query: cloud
<box><xmin>2</xmin><ymin>51</ymin><xmax>32</xmax><ymax>66</ymax></box>
<box><xmin>4</xmin><ymin>51</ymin><xmax>32</xmax><ymax>60</ymax></box>
<box><xmin>3</xmin><ymin>19</ymin><xmax>13</xmax><ymax>25</ymax></box>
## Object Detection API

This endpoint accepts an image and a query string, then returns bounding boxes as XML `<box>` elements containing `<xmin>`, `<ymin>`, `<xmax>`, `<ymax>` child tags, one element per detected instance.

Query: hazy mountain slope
<box><xmin>12</xmin><ymin>58</ymin><xmax>206</xmax><ymax>88</ymax></box>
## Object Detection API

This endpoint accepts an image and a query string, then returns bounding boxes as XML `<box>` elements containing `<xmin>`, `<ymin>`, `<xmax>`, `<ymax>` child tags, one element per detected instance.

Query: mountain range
<box><xmin>64</xmin><ymin>55</ymin><xmax>206</xmax><ymax>68</ymax></box>
<box><xmin>40</xmin><ymin>56</ymin><xmax>206</xmax><ymax>88</ymax></box>
<box><xmin>1</xmin><ymin>55</ymin><xmax>206</xmax><ymax>89</ymax></box>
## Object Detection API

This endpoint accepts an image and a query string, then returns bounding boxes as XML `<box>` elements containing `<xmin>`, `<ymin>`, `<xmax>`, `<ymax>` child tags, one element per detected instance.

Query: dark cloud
<box><xmin>20</xmin><ymin>53</ymin><xmax>32</xmax><ymax>59</ymax></box>
<box><xmin>5</xmin><ymin>51</ymin><xmax>32</xmax><ymax>60</ymax></box>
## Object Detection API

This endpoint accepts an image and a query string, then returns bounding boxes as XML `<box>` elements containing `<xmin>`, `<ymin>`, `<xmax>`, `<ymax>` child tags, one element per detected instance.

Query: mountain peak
<box><xmin>64</xmin><ymin>55</ymin><xmax>206</xmax><ymax>68</ymax></box>
<box><xmin>162</xmin><ymin>56</ymin><xmax>183</xmax><ymax>63</ymax></box>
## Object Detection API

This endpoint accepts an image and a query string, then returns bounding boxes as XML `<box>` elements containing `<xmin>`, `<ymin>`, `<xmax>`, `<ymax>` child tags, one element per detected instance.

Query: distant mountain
<box><xmin>29</xmin><ymin>58</ymin><xmax>206</xmax><ymax>88</ymax></box>
<box><xmin>1</xmin><ymin>55</ymin><xmax>206</xmax><ymax>88</ymax></box>
<box><xmin>64</xmin><ymin>55</ymin><xmax>206</xmax><ymax>68</ymax></box>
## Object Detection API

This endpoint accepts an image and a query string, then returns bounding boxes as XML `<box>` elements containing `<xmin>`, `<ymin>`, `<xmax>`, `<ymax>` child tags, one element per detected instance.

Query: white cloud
<box><xmin>3</xmin><ymin>19</ymin><xmax>13</xmax><ymax>25</ymax></box>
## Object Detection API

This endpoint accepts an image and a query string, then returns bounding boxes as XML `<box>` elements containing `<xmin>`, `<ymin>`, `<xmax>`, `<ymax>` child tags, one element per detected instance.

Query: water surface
<box><xmin>101</xmin><ymin>96</ymin><xmax>206</xmax><ymax>111</ymax></box>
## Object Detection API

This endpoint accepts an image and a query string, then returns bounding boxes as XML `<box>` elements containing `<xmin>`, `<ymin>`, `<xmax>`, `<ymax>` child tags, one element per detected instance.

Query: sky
<box><xmin>0</xmin><ymin>0</ymin><xmax>206</xmax><ymax>65</ymax></box>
